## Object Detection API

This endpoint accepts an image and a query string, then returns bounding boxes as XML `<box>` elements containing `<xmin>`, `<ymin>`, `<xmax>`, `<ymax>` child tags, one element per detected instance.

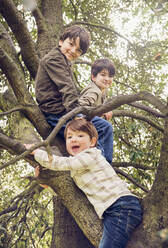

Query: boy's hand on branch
<box><xmin>24</xmin><ymin>143</ymin><xmax>37</xmax><ymax>155</ymax></box>
<box><xmin>35</xmin><ymin>165</ymin><xmax>41</xmax><ymax>177</ymax></box>
<box><xmin>35</xmin><ymin>165</ymin><xmax>49</xmax><ymax>189</ymax></box>
<box><xmin>103</xmin><ymin>111</ymin><xmax>113</xmax><ymax>121</ymax></box>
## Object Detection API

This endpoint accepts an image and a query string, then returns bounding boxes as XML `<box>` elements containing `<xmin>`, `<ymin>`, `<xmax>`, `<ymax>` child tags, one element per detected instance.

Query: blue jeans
<box><xmin>44</xmin><ymin>112</ymin><xmax>67</xmax><ymax>139</ymax></box>
<box><xmin>92</xmin><ymin>116</ymin><xmax>113</xmax><ymax>164</ymax></box>
<box><xmin>44</xmin><ymin>113</ymin><xmax>113</xmax><ymax>163</ymax></box>
<box><xmin>99</xmin><ymin>196</ymin><xmax>143</xmax><ymax>248</ymax></box>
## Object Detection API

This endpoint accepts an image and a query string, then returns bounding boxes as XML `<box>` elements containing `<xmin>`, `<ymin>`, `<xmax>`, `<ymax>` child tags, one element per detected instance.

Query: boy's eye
<box><xmin>69</xmin><ymin>41</ymin><xmax>73</xmax><ymax>46</ymax></box>
<box><xmin>67</xmin><ymin>136</ymin><xmax>72</xmax><ymax>139</ymax></box>
<box><xmin>77</xmin><ymin>48</ymin><xmax>82</xmax><ymax>53</ymax></box>
<box><xmin>78</xmin><ymin>134</ymin><xmax>84</xmax><ymax>137</ymax></box>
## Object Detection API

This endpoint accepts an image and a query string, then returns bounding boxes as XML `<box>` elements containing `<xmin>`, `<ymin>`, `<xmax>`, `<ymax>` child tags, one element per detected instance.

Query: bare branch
<box><xmin>0</xmin><ymin>106</ymin><xmax>26</xmax><ymax>116</ymax></box>
<box><xmin>45</xmin><ymin>106</ymin><xmax>84</xmax><ymax>144</ymax></box>
<box><xmin>112</xmin><ymin>110</ymin><xmax>164</xmax><ymax>132</ymax></box>
<box><xmin>114</xmin><ymin>168</ymin><xmax>149</xmax><ymax>193</ymax></box>
<box><xmin>68</xmin><ymin>21</ymin><xmax>133</xmax><ymax>45</ymax></box>
<box><xmin>69</xmin><ymin>0</ymin><xmax>78</xmax><ymax>20</ymax></box>
<box><xmin>40</xmin><ymin>226</ymin><xmax>52</xmax><ymax>239</ymax></box>
<box><xmin>128</xmin><ymin>102</ymin><xmax>165</xmax><ymax>118</ymax></box>
<box><xmin>0</xmin><ymin>0</ymin><xmax>39</xmax><ymax>78</ymax></box>
<box><xmin>0</xmin><ymin>142</ymin><xmax>44</xmax><ymax>170</ymax></box>
<box><xmin>114</xmin><ymin>79</ymin><xmax>137</xmax><ymax>93</ymax></box>
<box><xmin>12</xmin><ymin>229</ymin><xmax>25</xmax><ymax>247</ymax></box>
<box><xmin>113</xmin><ymin>162</ymin><xmax>155</xmax><ymax>171</ymax></box>
<box><xmin>75</xmin><ymin>59</ymin><xmax>92</xmax><ymax>66</ymax></box>
<box><xmin>0</xmin><ymin>182</ymin><xmax>42</xmax><ymax>217</ymax></box>
<box><xmin>0</xmin><ymin>48</ymin><xmax>34</xmax><ymax>104</ymax></box>
<box><xmin>25</xmin><ymin>222</ymin><xmax>37</xmax><ymax>248</ymax></box>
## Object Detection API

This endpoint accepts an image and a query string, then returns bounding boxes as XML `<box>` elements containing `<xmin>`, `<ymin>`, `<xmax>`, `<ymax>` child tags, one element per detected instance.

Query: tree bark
<box><xmin>51</xmin><ymin>196</ymin><xmax>95</xmax><ymax>248</ymax></box>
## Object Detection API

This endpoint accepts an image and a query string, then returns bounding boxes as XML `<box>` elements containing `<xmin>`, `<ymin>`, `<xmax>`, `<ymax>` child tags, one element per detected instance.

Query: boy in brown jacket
<box><xmin>35</xmin><ymin>25</ymin><xmax>90</xmax><ymax>139</ymax></box>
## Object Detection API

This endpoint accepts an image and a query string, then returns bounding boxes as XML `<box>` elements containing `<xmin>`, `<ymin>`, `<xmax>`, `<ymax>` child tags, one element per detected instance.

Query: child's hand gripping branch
<box><xmin>34</xmin><ymin>165</ymin><xmax>49</xmax><ymax>189</ymax></box>
<box><xmin>24</xmin><ymin>143</ymin><xmax>37</xmax><ymax>155</ymax></box>
<box><xmin>24</xmin><ymin>144</ymin><xmax>49</xmax><ymax>189</ymax></box>
<box><xmin>102</xmin><ymin>111</ymin><xmax>113</xmax><ymax>121</ymax></box>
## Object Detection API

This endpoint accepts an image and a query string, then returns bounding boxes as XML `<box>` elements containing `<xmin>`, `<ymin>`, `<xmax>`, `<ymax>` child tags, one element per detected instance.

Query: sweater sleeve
<box><xmin>79</xmin><ymin>90</ymin><xmax>99</xmax><ymax>106</ymax></box>
<box><xmin>34</xmin><ymin>149</ymin><xmax>96</xmax><ymax>171</ymax></box>
<box><xmin>79</xmin><ymin>82</ymin><xmax>103</xmax><ymax>107</ymax></box>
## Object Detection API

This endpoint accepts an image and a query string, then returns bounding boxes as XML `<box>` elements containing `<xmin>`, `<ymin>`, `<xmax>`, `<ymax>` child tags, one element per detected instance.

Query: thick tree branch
<box><xmin>0</xmin><ymin>22</ymin><xmax>21</xmax><ymax>66</ymax></box>
<box><xmin>32</xmin><ymin>7</ymin><xmax>47</xmax><ymax>34</ymax></box>
<box><xmin>0</xmin><ymin>49</ymin><xmax>49</xmax><ymax>136</ymax></box>
<box><xmin>0</xmin><ymin>131</ymin><xmax>39</xmax><ymax>169</ymax></box>
<box><xmin>92</xmin><ymin>92</ymin><xmax>168</xmax><ymax>118</ymax></box>
<box><xmin>0</xmin><ymin>0</ymin><xmax>39</xmax><ymax>78</ymax></box>
<box><xmin>0</xmin><ymin>48</ymin><xmax>34</xmax><ymax>104</ymax></box>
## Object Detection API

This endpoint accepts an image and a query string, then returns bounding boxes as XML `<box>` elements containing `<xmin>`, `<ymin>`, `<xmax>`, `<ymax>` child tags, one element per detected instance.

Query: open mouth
<box><xmin>72</xmin><ymin>145</ymin><xmax>80</xmax><ymax>152</ymax></box>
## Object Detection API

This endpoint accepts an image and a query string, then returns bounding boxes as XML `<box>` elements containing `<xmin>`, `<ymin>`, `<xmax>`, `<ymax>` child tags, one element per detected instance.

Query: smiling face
<box><xmin>66</xmin><ymin>128</ymin><xmax>97</xmax><ymax>156</ymax></box>
<box><xmin>59</xmin><ymin>37</ymin><xmax>82</xmax><ymax>61</ymax></box>
<box><xmin>91</xmin><ymin>69</ymin><xmax>114</xmax><ymax>91</ymax></box>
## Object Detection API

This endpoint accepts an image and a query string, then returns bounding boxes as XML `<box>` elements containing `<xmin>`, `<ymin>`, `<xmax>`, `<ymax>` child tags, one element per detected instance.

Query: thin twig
<box><xmin>114</xmin><ymin>168</ymin><xmax>149</xmax><ymax>193</ymax></box>
<box><xmin>67</xmin><ymin>21</ymin><xmax>133</xmax><ymax>45</ymax></box>
<box><xmin>0</xmin><ymin>104</ymin><xmax>35</xmax><ymax>116</ymax></box>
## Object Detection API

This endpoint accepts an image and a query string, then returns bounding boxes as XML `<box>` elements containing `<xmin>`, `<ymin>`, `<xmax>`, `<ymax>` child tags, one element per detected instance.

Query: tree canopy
<box><xmin>0</xmin><ymin>0</ymin><xmax>168</xmax><ymax>247</ymax></box>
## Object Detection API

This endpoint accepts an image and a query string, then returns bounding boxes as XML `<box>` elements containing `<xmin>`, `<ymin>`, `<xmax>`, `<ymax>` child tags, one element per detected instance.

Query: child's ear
<box><xmin>91</xmin><ymin>74</ymin><xmax>95</xmax><ymax>82</ymax></box>
<box><xmin>59</xmin><ymin>40</ymin><xmax>63</xmax><ymax>46</ymax></box>
<box><xmin>90</xmin><ymin>137</ymin><xmax>97</xmax><ymax>147</ymax></box>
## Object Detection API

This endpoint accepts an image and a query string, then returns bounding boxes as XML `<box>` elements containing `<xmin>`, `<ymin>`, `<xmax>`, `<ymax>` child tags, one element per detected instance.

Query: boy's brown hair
<box><xmin>91</xmin><ymin>58</ymin><xmax>115</xmax><ymax>77</ymax></box>
<box><xmin>59</xmin><ymin>25</ymin><xmax>90</xmax><ymax>55</ymax></box>
<box><xmin>64</xmin><ymin>118</ymin><xmax>98</xmax><ymax>144</ymax></box>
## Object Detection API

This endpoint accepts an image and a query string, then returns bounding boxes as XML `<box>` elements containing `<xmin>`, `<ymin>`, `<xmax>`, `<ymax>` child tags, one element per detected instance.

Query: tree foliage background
<box><xmin>0</xmin><ymin>0</ymin><xmax>168</xmax><ymax>247</ymax></box>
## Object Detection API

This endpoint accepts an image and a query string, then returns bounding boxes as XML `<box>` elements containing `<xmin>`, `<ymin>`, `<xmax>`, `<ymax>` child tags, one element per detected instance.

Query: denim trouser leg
<box><xmin>99</xmin><ymin>196</ymin><xmax>143</xmax><ymax>248</ymax></box>
<box><xmin>92</xmin><ymin>116</ymin><xmax>113</xmax><ymax>164</ymax></box>
<box><xmin>43</xmin><ymin>112</ymin><xmax>66</xmax><ymax>139</ymax></box>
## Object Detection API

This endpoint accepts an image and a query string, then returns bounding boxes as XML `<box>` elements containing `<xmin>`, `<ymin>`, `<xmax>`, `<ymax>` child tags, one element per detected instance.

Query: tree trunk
<box><xmin>51</xmin><ymin>196</ymin><xmax>95</xmax><ymax>248</ymax></box>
